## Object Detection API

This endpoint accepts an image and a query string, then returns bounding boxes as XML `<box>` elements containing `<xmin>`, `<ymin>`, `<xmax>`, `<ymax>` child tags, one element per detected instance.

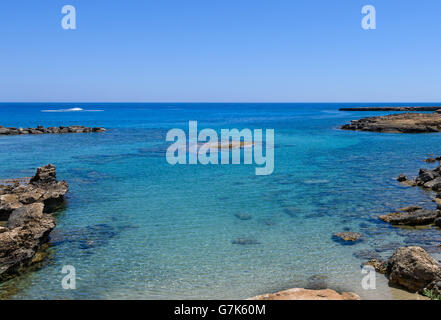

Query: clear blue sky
<box><xmin>0</xmin><ymin>0</ymin><xmax>440</xmax><ymax>102</ymax></box>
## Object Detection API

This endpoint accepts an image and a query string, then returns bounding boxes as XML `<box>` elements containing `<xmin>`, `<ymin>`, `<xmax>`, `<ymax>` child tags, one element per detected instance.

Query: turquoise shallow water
<box><xmin>1</xmin><ymin>103</ymin><xmax>441</xmax><ymax>299</ymax></box>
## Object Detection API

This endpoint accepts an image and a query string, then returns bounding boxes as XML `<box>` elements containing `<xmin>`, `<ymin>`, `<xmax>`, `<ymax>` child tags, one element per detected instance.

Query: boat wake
<box><xmin>41</xmin><ymin>107</ymin><xmax>104</xmax><ymax>112</ymax></box>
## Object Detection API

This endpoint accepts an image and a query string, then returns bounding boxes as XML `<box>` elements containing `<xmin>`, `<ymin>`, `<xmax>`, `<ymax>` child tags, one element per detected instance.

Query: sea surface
<box><xmin>1</xmin><ymin>102</ymin><xmax>440</xmax><ymax>300</ymax></box>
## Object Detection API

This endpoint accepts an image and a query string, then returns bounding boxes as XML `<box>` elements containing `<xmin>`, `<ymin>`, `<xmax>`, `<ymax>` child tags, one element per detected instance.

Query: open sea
<box><xmin>1</xmin><ymin>102</ymin><xmax>441</xmax><ymax>300</ymax></box>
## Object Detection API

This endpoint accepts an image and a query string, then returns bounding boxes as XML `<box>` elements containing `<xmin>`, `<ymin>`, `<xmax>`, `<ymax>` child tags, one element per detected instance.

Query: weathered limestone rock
<box><xmin>0</xmin><ymin>165</ymin><xmax>68</xmax><ymax>281</ymax></box>
<box><xmin>387</xmin><ymin>246</ymin><xmax>441</xmax><ymax>293</ymax></box>
<box><xmin>0</xmin><ymin>164</ymin><xmax>68</xmax><ymax>216</ymax></box>
<box><xmin>0</xmin><ymin>203</ymin><xmax>55</xmax><ymax>280</ymax></box>
<box><xmin>248</xmin><ymin>288</ymin><xmax>360</xmax><ymax>300</ymax></box>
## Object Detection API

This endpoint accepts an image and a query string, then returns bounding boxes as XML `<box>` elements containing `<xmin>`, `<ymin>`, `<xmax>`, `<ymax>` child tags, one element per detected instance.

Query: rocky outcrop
<box><xmin>341</xmin><ymin>112</ymin><xmax>441</xmax><ymax>133</ymax></box>
<box><xmin>0</xmin><ymin>203</ymin><xmax>55</xmax><ymax>279</ymax></box>
<box><xmin>340</xmin><ymin>106</ymin><xmax>441</xmax><ymax>112</ymax></box>
<box><xmin>0</xmin><ymin>165</ymin><xmax>68</xmax><ymax>281</ymax></box>
<box><xmin>364</xmin><ymin>247</ymin><xmax>441</xmax><ymax>294</ymax></box>
<box><xmin>0</xmin><ymin>125</ymin><xmax>106</xmax><ymax>135</ymax></box>
<box><xmin>381</xmin><ymin>165</ymin><xmax>441</xmax><ymax>226</ymax></box>
<box><xmin>248</xmin><ymin>288</ymin><xmax>360</xmax><ymax>300</ymax></box>
<box><xmin>0</xmin><ymin>164</ymin><xmax>68</xmax><ymax>215</ymax></box>
<box><xmin>386</xmin><ymin>246</ymin><xmax>441</xmax><ymax>293</ymax></box>
<box><xmin>379</xmin><ymin>208</ymin><xmax>440</xmax><ymax>226</ymax></box>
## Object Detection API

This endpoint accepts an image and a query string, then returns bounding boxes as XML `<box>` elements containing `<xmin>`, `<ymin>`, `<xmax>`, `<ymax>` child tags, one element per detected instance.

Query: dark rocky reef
<box><xmin>341</xmin><ymin>112</ymin><xmax>441</xmax><ymax>133</ymax></box>
<box><xmin>0</xmin><ymin>125</ymin><xmax>106</xmax><ymax>135</ymax></box>
<box><xmin>0</xmin><ymin>164</ymin><xmax>68</xmax><ymax>281</ymax></box>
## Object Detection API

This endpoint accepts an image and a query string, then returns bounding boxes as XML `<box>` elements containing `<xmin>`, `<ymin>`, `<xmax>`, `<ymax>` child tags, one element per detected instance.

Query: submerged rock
<box><xmin>49</xmin><ymin>223</ymin><xmax>119</xmax><ymax>250</ymax></box>
<box><xmin>305</xmin><ymin>274</ymin><xmax>328</xmax><ymax>290</ymax></box>
<box><xmin>232</xmin><ymin>238</ymin><xmax>260</xmax><ymax>245</ymax></box>
<box><xmin>333</xmin><ymin>232</ymin><xmax>362</xmax><ymax>243</ymax></box>
<box><xmin>362</xmin><ymin>259</ymin><xmax>388</xmax><ymax>274</ymax></box>
<box><xmin>248</xmin><ymin>288</ymin><xmax>360</xmax><ymax>300</ymax></box>
<box><xmin>353</xmin><ymin>249</ymin><xmax>382</xmax><ymax>261</ymax></box>
<box><xmin>234</xmin><ymin>213</ymin><xmax>252</xmax><ymax>221</ymax></box>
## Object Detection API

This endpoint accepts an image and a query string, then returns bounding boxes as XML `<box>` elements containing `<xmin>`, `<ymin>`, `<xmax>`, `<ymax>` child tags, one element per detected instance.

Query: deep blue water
<box><xmin>1</xmin><ymin>102</ymin><xmax>441</xmax><ymax>299</ymax></box>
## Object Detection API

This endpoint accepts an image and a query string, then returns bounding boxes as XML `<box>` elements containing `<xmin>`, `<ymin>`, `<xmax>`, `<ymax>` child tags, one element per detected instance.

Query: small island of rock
<box><xmin>0</xmin><ymin>125</ymin><xmax>106</xmax><ymax>135</ymax></box>
<box><xmin>340</xmin><ymin>112</ymin><xmax>441</xmax><ymax>133</ymax></box>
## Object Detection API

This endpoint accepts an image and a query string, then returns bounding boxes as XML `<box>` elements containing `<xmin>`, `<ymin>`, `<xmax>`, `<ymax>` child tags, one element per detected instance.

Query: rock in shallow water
<box><xmin>362</xmin><ymin>259</ymin><xmax>388</xmax><ymax>274</ymax></box>
<box><xmin>234</xmin><ymin>213</ymin><xmax>252</xmax><ymax>221</ymax></box>
<box><xmin>379</xmin><ymin>209</ymin><xmax>439</xmax><ymax>226</ymax></box>
<box><xmin>232</xmin><ymin>238</ymin><xmax>260</xmax><ymax>245</ymax></box>
<box><xmin>387</xmin><ymin>246</ymin><xmax>441</xmax><ymax>293</ymax></box>
<box><xmin>353</xmin><ymin>249</ymin><xmax>382</xmax><ymax>261</ymax></box>
<box><xmin>248</xmin><ymin>288</ymin><xmax>360</xmax><ymax>300</ymax></box>
<box><xmin>332</xmin><ymin>232</ymin><xmax>362</xmax><ymax>243</ymax></box>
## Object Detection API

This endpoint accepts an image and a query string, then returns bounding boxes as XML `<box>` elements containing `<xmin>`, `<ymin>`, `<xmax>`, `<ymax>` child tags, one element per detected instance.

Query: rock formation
<box><xmin>333</xmin><ymin>232</ymin><xmax>362</xmax><ymax>242</ymax></box>
<box><xmin>364</xmin><ymin>247</ymin><xmax>441</xmax><ymax>294</ymax></box>
<box><xmin>340</xmin><ymin>112</ymin><xmax>441</xmax><ymax>133</ymax></box>
<box><xmin>0</xmin><ymin>164</ymin><xmax>68</xmax><ymax>281</ymax></box>
<box><xmin>379</xmin><ymin>208</ymin><xmax>440</xmax><ymax>226</ymax></box>
<box><xmin>248</xmin><ymin>288</ymin><xmax>360</xmax><ymax>300</ymax></box>
<box><xmin>339</xmin><ymin>106</ymin><xmax>441</xmax><ymax>112</ymax></box>
<box><xmin>387</xmin><ymin>246</ymin><xmax>441</xmax><ymax>293</ymax></box>
<box><xmin>0</xmin><ymin>125</ymin><xmax>106</xmax><ymax>135</ymax></box>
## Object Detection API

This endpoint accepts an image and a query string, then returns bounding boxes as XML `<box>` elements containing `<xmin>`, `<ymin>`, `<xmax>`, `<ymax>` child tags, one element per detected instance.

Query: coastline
<box><xmin>1</xmin><ymin>105</ymin><xmax>441</xmax><ymax>300</ymax></box>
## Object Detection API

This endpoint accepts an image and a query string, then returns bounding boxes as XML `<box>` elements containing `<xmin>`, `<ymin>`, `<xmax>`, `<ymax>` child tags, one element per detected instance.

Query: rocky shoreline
<box><xmin>0</xmin><ymin>164</ymin><xmax>68</xmax><ymax>281</ymax></box>
<box><xmin>374</xmin><ymin>164</ymin><xmax>441</xmax><ymax>297</ymax></box>
<box><xmin>341</xmin><ymin>112</ymin><xmax>441</xmax><ymax>133</ymax></box>
<box><xmin>340</xmin><ymin>106</ymin><xmax>441</xmax><ymax>112</ymax></box>
<box><xmin>0</xmin><ymin>125</ymin><xmax>106</xmax><ymax>135</ymax></box>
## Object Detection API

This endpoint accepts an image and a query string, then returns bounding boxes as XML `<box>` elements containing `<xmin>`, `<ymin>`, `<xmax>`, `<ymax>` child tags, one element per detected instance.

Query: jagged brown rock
<box><xmin>0</xmin><ymin>165</ymin><xmax>68</xmax><ymax>281</ymax></box>
<box><xmin>387</xmin><ymin>246</ymin><xmax>441</xmax><ymax>293</ymax></box>
<box><xmin>0</xmin><ymin>203</ymin><xmax>55</xmax><ymax>280</ymax></box>
<box><xmin>0</xmin><ymin>164</ymin><xmax>68</xmax><ymax>215</ymax></box>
